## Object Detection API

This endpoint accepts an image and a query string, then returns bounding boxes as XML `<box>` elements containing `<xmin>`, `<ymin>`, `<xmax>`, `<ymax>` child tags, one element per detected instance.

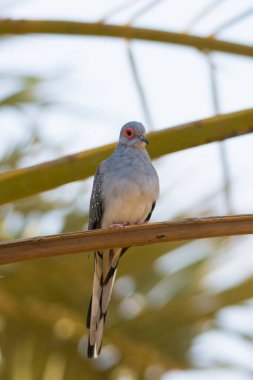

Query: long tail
<box><xmin>87</xmin><ymin>248</ymin><xmax>122</xmax><ymax>358</ymax></box>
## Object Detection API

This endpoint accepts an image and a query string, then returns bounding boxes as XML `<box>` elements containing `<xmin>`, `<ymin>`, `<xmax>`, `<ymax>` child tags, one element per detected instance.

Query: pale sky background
<box><xmin>1</xmin><ymin>0</ymin><xmax>253</xmax><ymax>379</ymax></box>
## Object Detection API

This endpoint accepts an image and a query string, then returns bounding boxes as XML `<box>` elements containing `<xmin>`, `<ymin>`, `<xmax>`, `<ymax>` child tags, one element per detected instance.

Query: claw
<box><xmin>109</xmin><ymin>223</ymin><xmax>128</xmax><ymax>229</ymax></box>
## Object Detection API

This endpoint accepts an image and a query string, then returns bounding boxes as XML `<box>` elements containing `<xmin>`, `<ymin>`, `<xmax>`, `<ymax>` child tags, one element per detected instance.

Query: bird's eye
<box><xmin>123</xmin><ymin>128</ymin><xmax>135</xmax><ymax>139</ymax></box>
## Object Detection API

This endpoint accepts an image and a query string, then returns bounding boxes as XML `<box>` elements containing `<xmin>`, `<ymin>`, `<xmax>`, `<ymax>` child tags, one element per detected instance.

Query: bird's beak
<box><xmin>139</xmin><ymin>135</ymin><xmax>149</xmax><ymax>145</ymax></box>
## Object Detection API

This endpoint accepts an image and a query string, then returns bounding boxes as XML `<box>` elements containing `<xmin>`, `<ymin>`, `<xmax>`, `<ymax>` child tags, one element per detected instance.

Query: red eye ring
<box><xmin>123</xmin><ymin>127</ymin><xmax>135</xmax><ymax>139</ymax></box>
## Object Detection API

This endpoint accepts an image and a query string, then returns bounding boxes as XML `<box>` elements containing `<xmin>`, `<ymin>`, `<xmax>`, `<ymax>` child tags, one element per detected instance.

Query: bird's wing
<box><xmin>145</xmin><ymin>201</ymin><xmax>156</xmax><ymax>223</ymax></box>
<box><xmin>88</xmin><ymin>167</ymin><xmax>104</xmax><ymax>231</ymax></box>
<box><xmin>87</xmin><ymin>166</ymin><xmax>122</xmax><ymax>358</ymax></box>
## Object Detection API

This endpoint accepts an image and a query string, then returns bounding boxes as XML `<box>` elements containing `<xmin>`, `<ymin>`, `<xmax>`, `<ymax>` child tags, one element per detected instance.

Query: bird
<box><xmin>87</xmin><ymin>121</ymin><xmax>159</xmax><ymax>358</ymax></box>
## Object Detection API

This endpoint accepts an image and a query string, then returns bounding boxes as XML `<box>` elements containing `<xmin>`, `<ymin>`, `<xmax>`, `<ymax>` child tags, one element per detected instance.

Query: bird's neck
<box><xmin>114</xmin><ymin>143</ymin><xmax>150</xmax><ymax>163</ymax></box>
<box><xmin>116</xmin><ymin>142</ymin><xmax>146</xmax><ymax>152</ymax></box>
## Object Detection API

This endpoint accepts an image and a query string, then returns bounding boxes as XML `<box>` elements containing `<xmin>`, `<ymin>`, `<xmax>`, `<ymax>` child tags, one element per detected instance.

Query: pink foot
<box><xmin>109</xmin><ymin>223</ymin><xmax>128</xmax><ymax>229</ymax></box>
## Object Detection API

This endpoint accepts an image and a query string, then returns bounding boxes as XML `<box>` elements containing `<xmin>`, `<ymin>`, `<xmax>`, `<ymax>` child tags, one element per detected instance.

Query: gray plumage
<box><xmin>87</xmin><ymin>121</ymin><xmax>159</xmax><ymax>358</ymax></box>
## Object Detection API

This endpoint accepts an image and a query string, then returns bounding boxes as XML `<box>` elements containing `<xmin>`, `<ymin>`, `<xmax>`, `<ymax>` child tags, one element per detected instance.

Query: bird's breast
<box><xmin>101</xmin><ymin>171</ymin><xmax>159</xmax><ymax>228</ymax></box>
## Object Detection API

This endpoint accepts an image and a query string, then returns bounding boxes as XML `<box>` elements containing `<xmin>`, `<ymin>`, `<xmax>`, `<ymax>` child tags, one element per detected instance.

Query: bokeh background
<box><xmin>1</xmin><ymin>0</ymin><xmax>253</xmax><ymax>379</ymax></box>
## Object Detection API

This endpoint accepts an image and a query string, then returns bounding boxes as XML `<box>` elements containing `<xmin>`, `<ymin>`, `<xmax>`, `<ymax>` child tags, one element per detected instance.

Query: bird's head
<box><xmin>119</xmin><ymin>121</ymin><xmax>148</xmax><ymax>149</ymax></box>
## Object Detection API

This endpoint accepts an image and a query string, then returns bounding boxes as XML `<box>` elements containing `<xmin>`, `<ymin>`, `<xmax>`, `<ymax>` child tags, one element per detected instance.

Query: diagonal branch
<box><xmin>125</xmin><ymin>0</ymin><xmax>166</xmax><ymax>131</ymax></box>
<box><xmin>184</xmin><ymin>0</ymin><xmax>228</xmax><ymax>33</ymax></box>
<box><xmin>99</xmin><ymin>0</ymin><xmax>144</xmax><ymax>23</ymax></box>
<box><xmin>206</xmin><ymin>53</ymin><xmax>232</xmax><ymax>213</ymax></box>
<box><xmin>0</xmin><ymin>214</ymin><xmax>253</xmax><ymax>265</ymax></box>
<box><xmin>1</xmin><ymin>19</ymin><xmax>253</xmax><ymax>58</ymax></box>
<box><xmin>126</xmin><ymin>42</ymin><xmax>154</xmax><ymax>130</ymax></box>
<box><xmin>1</xmin><ymin>107</ymin><xmax>253</xmax><ymax>205</ymax></box>
<box><xmin>126</xmin><ymin>0</ymin><xmax>168</xmax><ymax>24</ymax></box>
<box><xmin>210</xmin><ymin>6</ymin><xmax>253</xmax><ymax>37</ymax></box>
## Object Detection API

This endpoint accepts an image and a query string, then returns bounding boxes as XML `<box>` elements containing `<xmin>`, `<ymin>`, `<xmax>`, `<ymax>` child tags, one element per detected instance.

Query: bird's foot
<box><xmin>109</xmin><ymin>223</ymin><xmax>129</xmax><ymax>229</ymax></box>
